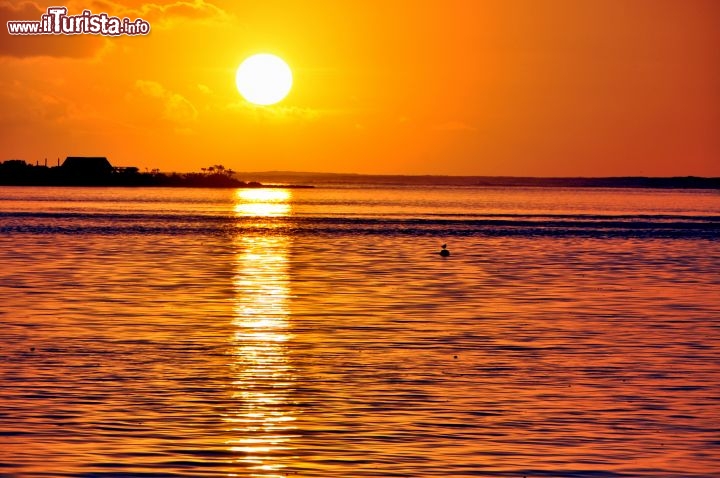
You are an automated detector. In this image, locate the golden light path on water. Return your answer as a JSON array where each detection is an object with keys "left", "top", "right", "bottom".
[
  {"left": 0, "top": 187, "right": 719, "bottom": 477},
  {"left": 235, "top": 189, "right": 292, "bottom": 217},
  {"left": 228, "top": 188, "right": 295, "bottom": 477}
]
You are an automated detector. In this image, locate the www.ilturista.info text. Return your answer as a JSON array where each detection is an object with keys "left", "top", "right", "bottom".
[{"left": 7, "top": 7, "right": 150, "bottom": 36}]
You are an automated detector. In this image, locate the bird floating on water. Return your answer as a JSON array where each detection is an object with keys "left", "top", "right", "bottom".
[{"left": 439, "top": 244, "right": 450, "bottom": 257}]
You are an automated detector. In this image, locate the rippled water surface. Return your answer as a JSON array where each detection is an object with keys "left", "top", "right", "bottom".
[{"left": 1, "top": 186, "right": 719, "bottom": 477}]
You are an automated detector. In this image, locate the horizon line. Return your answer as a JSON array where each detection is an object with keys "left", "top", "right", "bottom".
[
  {"left": 2, "top": 159, "right": 718, "bottom": 180},
  {"left": 224, "top": 170, "right": 720, "bottom": 180}
]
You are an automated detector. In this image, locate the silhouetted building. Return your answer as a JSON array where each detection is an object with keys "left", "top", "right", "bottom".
[{"left": 62, "top": 156, "right": 113, "bottom": 175}]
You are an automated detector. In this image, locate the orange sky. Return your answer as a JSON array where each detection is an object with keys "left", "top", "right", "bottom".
[{"left": 1, "top": 0, "right": 718, "bottom": 176}]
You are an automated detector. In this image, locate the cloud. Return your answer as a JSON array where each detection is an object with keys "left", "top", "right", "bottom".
[
  {"left": 225, "top": 100, "right": 320, "bottom": 121},
  {"left": 135, "top": 79, "right": 166, "bottom": 97},
  {"left": 0, "top": 1, "right": 107, "bottom": 59},
  {"left": 0, "top": 0, "right": 228, "bottom": 58},
  {"left": 143, "top": 0, "right": 227, "bottom": 21},
  {"left": 434, "top": 120, "right": 477, "bottom": 132},
  {"left": 134, "top": 80, "right": 198, "bottom": 123},
  {"left": 90, "top": 0, "right": 228, "bottom": 25},
  {"left": 0, "top": 79, "right": 88, "bottom": 129}
]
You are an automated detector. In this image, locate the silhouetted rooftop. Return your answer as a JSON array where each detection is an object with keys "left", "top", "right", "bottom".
[{"left": 62, "top": 156, "right": 113, "bottom": 174}]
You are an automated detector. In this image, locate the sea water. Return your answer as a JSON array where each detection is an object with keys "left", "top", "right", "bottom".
[{"left": 0, "top": 185, "right": 719, "bottom": 477}]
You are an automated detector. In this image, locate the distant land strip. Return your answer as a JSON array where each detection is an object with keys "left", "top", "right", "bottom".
[
  {"left": 232, "top": 171, "right": 720, "bottom": 189},
  {"left": 1, "top": 159, "right": 718, "bottom": 189},
  {"left": 473, "top": 176, "right": 720, "bottom": 189}
]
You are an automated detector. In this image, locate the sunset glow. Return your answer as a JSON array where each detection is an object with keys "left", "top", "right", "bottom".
[
  {"left": 2, "top": 3, "right": 720, "bottom": 476},
  {"left": 1, "top": 1, "right": 717, "bottom": 175}
]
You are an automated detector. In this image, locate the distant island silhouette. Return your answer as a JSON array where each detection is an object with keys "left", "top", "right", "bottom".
[
  {"left": 0, "top": 157, "right": 313, "bottom": 188},
  {"left": 218, "top": 171, "right": 720, "bottom": 189}
]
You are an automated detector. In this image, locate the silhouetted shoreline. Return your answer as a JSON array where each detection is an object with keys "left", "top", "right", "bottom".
[
  {"left": 1, "top": 159, "right": 718, "bottom": 189},
  {"left": 0, "top": 159, "right": 313, "bottom": 189}
]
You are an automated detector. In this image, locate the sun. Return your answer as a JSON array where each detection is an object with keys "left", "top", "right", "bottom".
[{"left": 235, "top": 54, "right": 293, "bottom": 106}]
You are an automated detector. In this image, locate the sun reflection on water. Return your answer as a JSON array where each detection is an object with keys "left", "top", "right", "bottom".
[
  {"left": 228, "top": 189, "right": 295, "bottom": 477},
  {"left": 234, "top": 189, "right": 292, "bottom": 217}
]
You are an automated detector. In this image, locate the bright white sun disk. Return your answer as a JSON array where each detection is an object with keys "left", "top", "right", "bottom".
[{"left": 235, "top": 54, "right": 292, "bottom": 106}]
